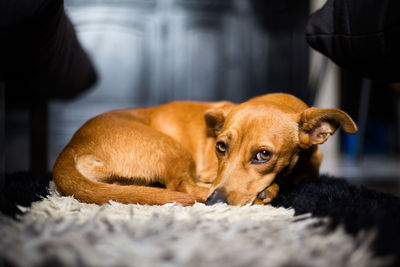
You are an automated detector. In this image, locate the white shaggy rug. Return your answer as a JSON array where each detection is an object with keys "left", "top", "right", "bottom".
[{"left": 0, "top": 182, "right": 390, "bottom": 267}]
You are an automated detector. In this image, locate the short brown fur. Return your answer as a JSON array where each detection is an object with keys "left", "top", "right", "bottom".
[{"left": 53, "top": 93, "right": 357, "bottom": 206}]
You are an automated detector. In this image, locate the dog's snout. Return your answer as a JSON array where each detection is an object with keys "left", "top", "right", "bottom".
[{"left": 205, "top": 188, "right": 228, "bottom": 205}]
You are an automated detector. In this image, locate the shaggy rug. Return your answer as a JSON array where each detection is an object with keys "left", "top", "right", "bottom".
[{"left": 0, "top": 173, "right": 399, "bottom": 267}]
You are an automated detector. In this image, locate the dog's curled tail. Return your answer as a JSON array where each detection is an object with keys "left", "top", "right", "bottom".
[{"left": 52, "top": 149, "right": 204, "bottom": 206}]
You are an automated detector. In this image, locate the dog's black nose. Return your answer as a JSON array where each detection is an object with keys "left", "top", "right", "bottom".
[{"left": 205, "top": 188, "right": 228, "bottom": 205}]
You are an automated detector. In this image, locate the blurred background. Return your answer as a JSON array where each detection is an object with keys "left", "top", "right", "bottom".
[{"left": 2, "top": 0, "right": 399, "bottom": 195}]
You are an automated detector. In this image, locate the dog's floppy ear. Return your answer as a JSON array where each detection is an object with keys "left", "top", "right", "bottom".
[
  {"left": 298, "top": 107, "right": 358, "bottom": 149},
  {"left": 204, "top": 101, "right": 234, "bottom": 137}
]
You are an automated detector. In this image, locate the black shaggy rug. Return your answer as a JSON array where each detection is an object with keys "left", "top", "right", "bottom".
[
  {"left": 273, "top": 177, "right": 400, "bottom": 264},
  {"left": 0, "top": 173, "right": 399, "bottom": 266}
]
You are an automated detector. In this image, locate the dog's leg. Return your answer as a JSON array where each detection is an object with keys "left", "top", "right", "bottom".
[{"left": 148, "top": 137, "right": 210, "bottom": 201}]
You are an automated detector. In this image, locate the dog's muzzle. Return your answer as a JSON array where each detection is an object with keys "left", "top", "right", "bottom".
[{"left": 205, "top": 188, "right": 228, "bottom": 205}]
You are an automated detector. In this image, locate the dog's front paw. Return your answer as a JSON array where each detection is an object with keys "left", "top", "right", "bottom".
[{"left": 255, "top": 183, "right": 279, "bottom": 205}]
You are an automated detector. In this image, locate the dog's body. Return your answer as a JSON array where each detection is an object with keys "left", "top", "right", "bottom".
[{"left": 53, "top": 93, "right": 357, "bottom": 206}]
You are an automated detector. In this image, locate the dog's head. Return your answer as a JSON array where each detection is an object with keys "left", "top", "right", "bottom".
[{"left": 204, "top": 96, "right": 357, "bottom": 206}]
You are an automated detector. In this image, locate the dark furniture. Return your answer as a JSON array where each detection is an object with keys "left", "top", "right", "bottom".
[
  {"left": 0, "top": 0, "right": 97, "bottom": 173},
  {"left": 307, "top": 0, "right": 400, "bottom": 158}
]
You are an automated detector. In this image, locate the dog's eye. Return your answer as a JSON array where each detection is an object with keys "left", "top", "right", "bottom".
[
  {"left": 253, "top": 150, "right": 272, "bottom": 163},
  {"left": 216, "top": 142, "right": 227, "bottom": 154}
]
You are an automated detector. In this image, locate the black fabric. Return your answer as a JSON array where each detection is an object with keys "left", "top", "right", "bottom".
[
  {"left": 272, "top": 177, "right": 400, "bottom": 265},
  {"left": 0, "top": 172, "right": 52, "bottom": 218},
  {"left": 0, "top": 0, "right": 97, "bottom": 104},
  {"left": 1, "top": 172, "right": 399, "bottom": 265},
  {"left": 306, "top": 0, "right": 400, "bottom": 82}
]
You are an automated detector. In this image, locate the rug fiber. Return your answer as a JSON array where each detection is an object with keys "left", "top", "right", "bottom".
[{"left": 0, "top": 173, "right": 399, "bottom": 267}]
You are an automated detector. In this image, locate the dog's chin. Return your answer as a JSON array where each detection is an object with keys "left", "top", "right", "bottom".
[
  {"left": 226, "top": 195, "right": 256, "bottom": 206},
  {"left": 244, "top": 192, "right": 265, "bottom": 206}
]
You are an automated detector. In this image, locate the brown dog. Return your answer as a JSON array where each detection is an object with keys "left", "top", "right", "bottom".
[{"left": 53, "top": 93, "right": 357, "bottom": 206}]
